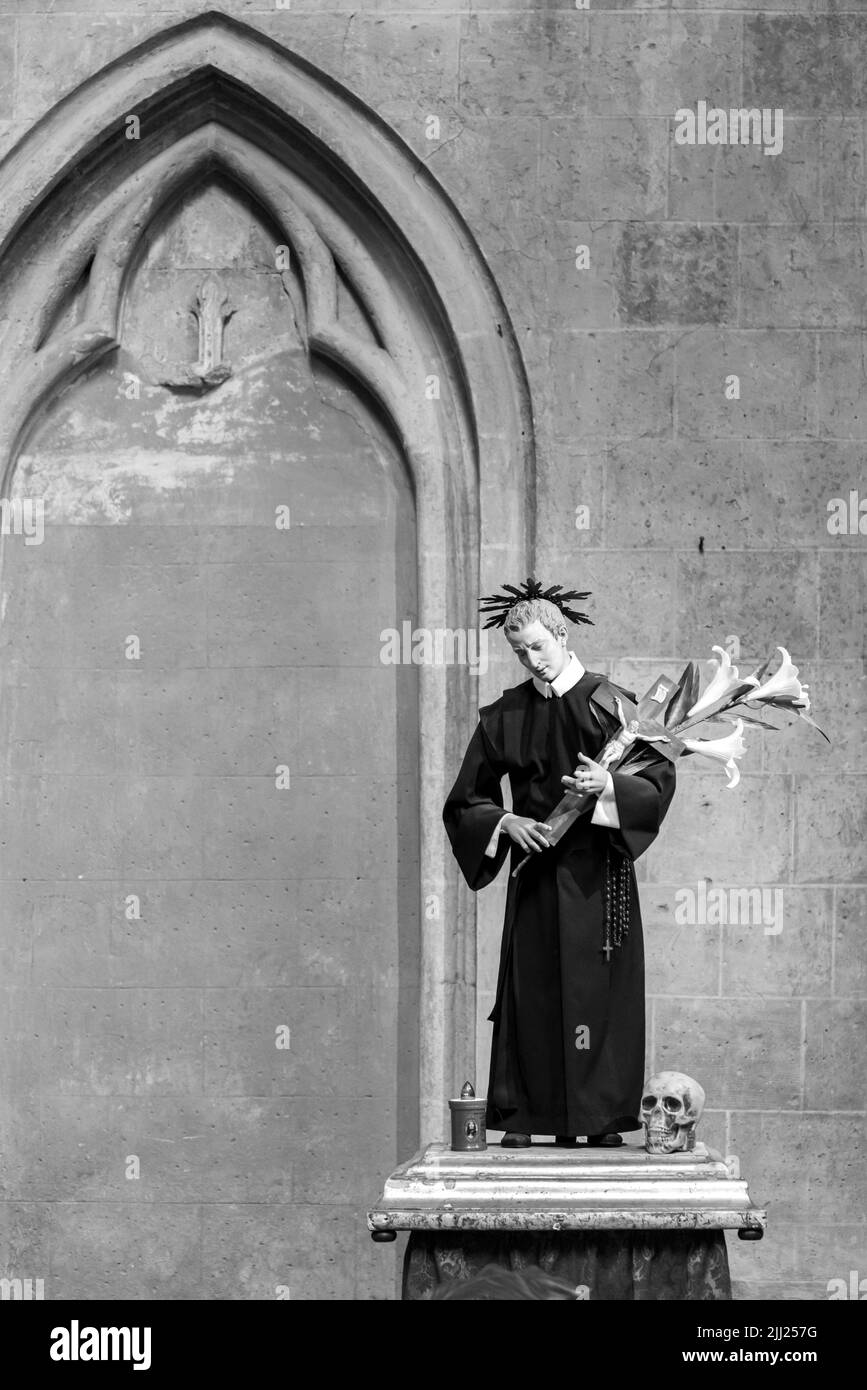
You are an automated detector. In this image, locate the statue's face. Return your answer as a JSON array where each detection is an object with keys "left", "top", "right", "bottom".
[{"left": 505, "top": 620, "right": 568, "bottom": 682}]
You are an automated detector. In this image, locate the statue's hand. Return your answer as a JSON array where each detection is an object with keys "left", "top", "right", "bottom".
[
  {"left": 502, "top": 814, "right": 553, "bottom": 853},
  {"left": 561, "top": 752, "right": 608, "bottom": 796}
]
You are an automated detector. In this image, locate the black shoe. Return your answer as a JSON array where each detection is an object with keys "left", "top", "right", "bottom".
[
  {"left": 586, "top": 1132, "right": 623, "bottom": 1147},
  {"left": 501, "top": 1132, "right": 532, "bottom": 1148},
  {"left": 554, "top": 1135, "right": 577, "bottom": 1147}
]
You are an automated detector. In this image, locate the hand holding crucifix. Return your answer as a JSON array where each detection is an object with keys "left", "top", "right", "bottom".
[{"left": 560, "top": 751, "right": 610, "bottom": 796}]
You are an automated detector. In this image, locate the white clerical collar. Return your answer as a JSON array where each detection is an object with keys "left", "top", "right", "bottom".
[{"left": 533, "top": 650, "right": 586, "bottom": 699}]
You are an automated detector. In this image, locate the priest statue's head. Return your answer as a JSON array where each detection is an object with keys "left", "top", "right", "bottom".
[
  {"left": 478, "top": 576, "right": 594, "bottom": 686},
  {"left": 503, "top": 598, "right": 570, "bottom": 684}
]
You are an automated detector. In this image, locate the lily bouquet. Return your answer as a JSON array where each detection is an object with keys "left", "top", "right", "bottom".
[{"left": 512, "top": 644, "right": 827, "bottom": 878}]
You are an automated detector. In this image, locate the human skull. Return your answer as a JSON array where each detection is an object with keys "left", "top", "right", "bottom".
[{"left": 640, "top": 1072, "right": 706, "bottom": 1154}]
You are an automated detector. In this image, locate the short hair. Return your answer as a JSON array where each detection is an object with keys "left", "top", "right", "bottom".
[
  {"left": 504, "top": 597, "right": 567, "bottom": 639},
  {"left": 429, "top": 1264, "right": 583, "bottom": 1301}
]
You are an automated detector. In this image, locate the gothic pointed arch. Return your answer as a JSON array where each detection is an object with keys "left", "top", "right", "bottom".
[{"left": 0, "top": 9, "right": 536, "bottom": 1140}]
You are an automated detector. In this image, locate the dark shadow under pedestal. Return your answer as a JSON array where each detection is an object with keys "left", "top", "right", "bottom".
[{"left": 402, "top": 1228, "right": 732, "bottom": 1301}]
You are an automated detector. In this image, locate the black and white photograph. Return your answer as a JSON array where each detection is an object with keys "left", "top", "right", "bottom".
[{"left": 0, "top": 0, "right": 864, "bottom": 1341}]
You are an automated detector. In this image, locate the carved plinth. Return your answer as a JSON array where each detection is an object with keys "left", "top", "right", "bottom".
[{"left": 368, "top": 1142, "right": 767, "bottom": 1239}]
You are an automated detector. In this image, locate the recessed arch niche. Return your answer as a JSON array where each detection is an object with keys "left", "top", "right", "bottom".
[{"left": 0, "top": 11, "right": 535, "bottom": 1225}]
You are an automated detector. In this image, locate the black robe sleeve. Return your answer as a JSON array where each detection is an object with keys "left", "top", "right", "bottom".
[
  {"left": 606, "top": 752, "right": 677, "bottom": 862},
  {"left": 442, "top": 715, "right": 511, "bottom": 891}
]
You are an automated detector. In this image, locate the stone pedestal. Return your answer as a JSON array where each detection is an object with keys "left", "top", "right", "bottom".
[
  {"left": 370, "top": 1141, "right": 766, "bottom": 1235},
  {"left": 368, "top": 1143, "right": 766, "bottom": 1300}
]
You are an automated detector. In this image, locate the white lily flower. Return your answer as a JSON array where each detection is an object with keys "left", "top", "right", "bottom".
[
  {"left": 682, "top": 719, "right": 748, "bottom": 789},
  {"left": 685, "top": 647, "right": 759, "bottom": 721},
  {"left": 749, "top": 647, "right": 809, "bottom": 706}
]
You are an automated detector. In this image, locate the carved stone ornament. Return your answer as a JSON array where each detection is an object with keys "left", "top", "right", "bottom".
[{"left": 148, "top": 273, "right": 235, "bottom": 393}]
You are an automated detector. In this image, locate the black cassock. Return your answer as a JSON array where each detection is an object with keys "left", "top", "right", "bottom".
[{"left": 443, "top": 669, "right": 676, "bottom": 1137}]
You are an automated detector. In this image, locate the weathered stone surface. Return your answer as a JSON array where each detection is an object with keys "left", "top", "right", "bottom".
[
  {"left": 0, "top": 31, "right": 14, "bottom": 121},
  {"left": 105, "top": 876, "right": 401, "bottom": 989},
  {"left": 203, "top": 562, "right": 395, "bottom": 667},
  {"left": 540, "top": 330, "right": 675, "bottom": 444},
  {"left": 461, "top": 10, "right": 740, "bottom": 119},
  {"left": 742, "top": 225, "right": 867, "bottom": 328},
  {"left": 0, "top": 774, "right": 122, "bottom": 879},
  {"left": 643, "top": 886, "right": 721, "bottom": 997},
  {"left": 47, "top": 1203, "right": 203, "bottom": 1300},
  {"left": 0, "top": 668, "right": 117, "bottom": 773},
  {"left": 3, "top": 1093, "right": 396, "bottom": 1206},
  {"left": 541, "top": 118, "right": 669, "bottom": 222},
  {"left": 818, "top": 333, "right": 867, "bottom": 438},
  {"left": 819, "top": 117, "right": 865, "bottom": 220},
  {"left": 794, "top": 775, "right": 867, "bottom": 883},
  {"left": 458, "top": 10, "right": 591, "bottom": 121},
  {"left": 835, "top": 888, "right": 867, "bottom": 998},
  {"left": 795, "top": 1225, "right": 867, "bottom": 1295},
  {"left": 614, "top": 223, "right": 737, "bottom": 327},
  {"left": 201, "top": 1202, "right": 358, "bottom": 1300},
  {"left": 818, "top": 552, "right": 867, "bottom": 661},
  {"left": 0, "top": 1201, "right": 51, "bottom": 1293},
  {"left": 427, "top": 117, "right": 541, "bottom": 265},
  {"left": 354, "top": 1220, "right": 405, "bottom": 1303},
  {"left": 0, "top": 554, "right": 210, "bottom": 670},
  {"left": 0, "top": 121, "right": 30, "bottom": 162},
  {"left": 7, "top": 0, "right": 461, "bottom": 11},
  {"left": 538, "top": 548, "right": 677, "bottom": 661},
  {"left": 649, "top": 774, "right": 791, "bottom": 885},
  {"left": 583, "top": 12, "right": 741, "bottom": 118},
  {"left": 17, "top": 14, "right": 174, "bottom": 122},
  {"left": 253, "top": 11, "right": 462, "bottom": 119},
  {"left": 804, "top": 1000, "right": 867, "bottom": 1111},
  {"left": 744, "top": 16, "right": 867, "bottom": 115},
  {"left": 588, "top": 0, "right": 842, "bottom": 16},
  {"left": 721, "top": 888, "right": 833, "bottom": 998},
  {"left": 727, "top": 1221, "right": 798, "bottom": 1290},
  {"left": 604, "top": 440, "right": 742, "bottom": 549},
  {"left": 0, "top": 985, "right": 204, "bottom": 1097},
  {"left": 729, "top": 1113, "right": 867, "bottom": 1224},
  {"left": 535, "top": 442, "right": 605, "bottom": 557},
  {"left": 674, "top": 329, "right": 818, "bottom": 441},
  {"left": 735, "top": 443, "right": 867, "bottom": 551},
  {"left": 112, "top": 776, "right": 205, "bottom": 879},
  {"left": 202, "top": 986, "right": 360, "bottom": 1096},
  {"left": 667, "top": 139, "right": 716, "bottom": 222},
  {"left": 196, "top": 774, "right": 414, "bottom": 880},
  {"left": 731, "top": 1279, "right": 828, "bottom": 1300},
  {"left": 653, "top": 998, "right": 802, "bottom": 1109},
  {"left": 675, "top": 551, "right": 819, "bottom": 657},
  {"left": 670, "top": 118, "right": 822, "bottom": 224},
  {"left": 513, "top": 220, "right": 624, "bottom": 333}
]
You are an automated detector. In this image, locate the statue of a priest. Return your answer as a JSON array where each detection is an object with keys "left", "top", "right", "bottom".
[{"left": 443, "top": 579, "right": 677, "bottom": 1148}]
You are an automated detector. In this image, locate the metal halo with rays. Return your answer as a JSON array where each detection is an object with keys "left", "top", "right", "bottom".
[{"left": 478, "top": 575, "right": 594, "bottom": 630}]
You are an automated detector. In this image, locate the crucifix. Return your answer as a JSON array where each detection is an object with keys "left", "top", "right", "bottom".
[{"left": 512, "top": 673, "right": 688, "bottom": 882}]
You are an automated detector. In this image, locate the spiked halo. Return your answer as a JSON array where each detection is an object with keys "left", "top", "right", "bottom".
[{"left": 478, "top": 575, "right": 593, "bottom": 630}]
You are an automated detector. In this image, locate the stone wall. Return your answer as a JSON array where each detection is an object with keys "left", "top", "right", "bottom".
[{"left": 1, "top": 0, "right": 865, "bottom": 1302}]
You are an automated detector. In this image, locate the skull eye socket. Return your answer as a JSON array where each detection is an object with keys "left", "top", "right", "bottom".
[
  {"left": 662, "top": 1095, "right": 683, "bottom": 1114},
  {"left": 640, "top": 1095, "right": 657, "bottom": 1111}
]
